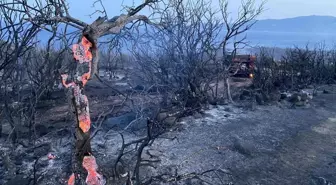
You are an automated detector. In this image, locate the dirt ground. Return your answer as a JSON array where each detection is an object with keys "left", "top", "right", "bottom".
[{"left": 1, "top": 83, "right": 336, "bottom": 185}]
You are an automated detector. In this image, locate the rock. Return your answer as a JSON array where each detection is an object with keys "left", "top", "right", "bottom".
[
  {"left": 163, "top": 117, "right": 177, "bottom": 126},
  {"left": 157, "top": 112, "right": 169, "bottom": 122},
  {"left": 147, "top": 149, "right": 162, "bottom": 157},
  {"left": 301, "top": 90, "right": 313, "bottom": 100},
  {"left": 285, "top": 90, "right": 313, "bottom": 107}
]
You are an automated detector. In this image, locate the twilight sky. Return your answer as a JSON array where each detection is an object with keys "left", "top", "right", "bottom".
[
  {"left": 259, "top": 0, "right": 336, "bottom": 19},
  {"left": 66, "top": 0, "right": 336, "bottom": 23}
]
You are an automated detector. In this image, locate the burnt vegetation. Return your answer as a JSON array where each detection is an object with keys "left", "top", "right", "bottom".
[{"left": 0, "top": 0, "right": 335, "bottom": 185}]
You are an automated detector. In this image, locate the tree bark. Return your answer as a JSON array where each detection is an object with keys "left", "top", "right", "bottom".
[
  {"left": 226, "top": 77, "right": 233, "bottom": 103},
  {"left": 62, "top": 35, "right": 104, "bottom": 185}
]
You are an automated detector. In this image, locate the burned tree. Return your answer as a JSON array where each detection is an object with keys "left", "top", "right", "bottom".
[
  {"left": 131, "top": 0, "right": 265, "bottom": 109},
  {"left": 253, "top": 43, "right": 336, "bottom": 94},
  {"left": 1, "top": 0, "right": 161, "bottom": 184},
  {"left": 0, "top": 2, "right": 40, "bottom": 142}
]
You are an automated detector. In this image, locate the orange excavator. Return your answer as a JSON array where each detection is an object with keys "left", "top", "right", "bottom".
[{"left": 229, "top": 54, "right": 256, "bottom": 78}]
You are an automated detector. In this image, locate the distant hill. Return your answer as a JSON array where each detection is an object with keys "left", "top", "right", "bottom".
[
  {"left": 252, "top": 15, "right": 336, "bottom": 33},
  {"left": 241, "top": 15, "right": 336, "bottom": 48}
]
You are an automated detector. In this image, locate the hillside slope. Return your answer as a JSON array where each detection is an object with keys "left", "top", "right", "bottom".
[{"left": 252, "top": 15, "right": 336, "bottom": 33}]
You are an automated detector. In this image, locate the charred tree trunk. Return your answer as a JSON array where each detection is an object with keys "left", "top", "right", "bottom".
[
  {"left": 225, "top": 77, "right": 233, "bottom": 103},
  {"left": 61, "top": 35, "right": 104, "bottom": 185}
]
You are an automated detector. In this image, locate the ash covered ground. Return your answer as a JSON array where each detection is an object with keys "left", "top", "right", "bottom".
[{"left": 1, "top": 83, "right": 336, "bottom": 185}]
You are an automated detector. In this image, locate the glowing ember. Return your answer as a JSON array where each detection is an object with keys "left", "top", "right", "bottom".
[
  {"left": 83, "top": 156, "right": 105, "bottom": 185},
  {"left": 77, "top": 90, "right": 91, "bottom": 132},
  {"left": 61, "top": 36, "right": 93, "bottom": 133},
  {"left": 47, "top": 153, "right": 56, "bottom": 160},
  {"left": 62, "top": 36, "right": 104, "bottom": 184},
  {"left": 68, "top": 173, "right": 75, "bottom": 185},
  {"left": 73, "top": 37, "right": 93, "bottom": 63},
  {"left": 79, "top": 112, "right": 91, "bottom": 133},
  {"left": 81, "top": 72, "right": 90, "bottom": 86}
]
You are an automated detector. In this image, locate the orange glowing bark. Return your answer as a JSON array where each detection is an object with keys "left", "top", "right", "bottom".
[
  {"left": 62, "top": 36, "right": 93, "bottom": 133},
  {"left": 82, "top": 156, "right": 104, "bottom": 185},
  {"left": 81, "top": 71, "right": 91, "bottom": 86},
  {"left": 68, "top": 173, "right": 75, "bottom": 185},
  {"left": 79, "top": 113, "right": 91, "bottom": 133},
  {"left": 73, "top": 37, "right": 93, "bottom": 63},
  {"left": 62, "top": 36, "right": 104, "bottom": 185}
]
